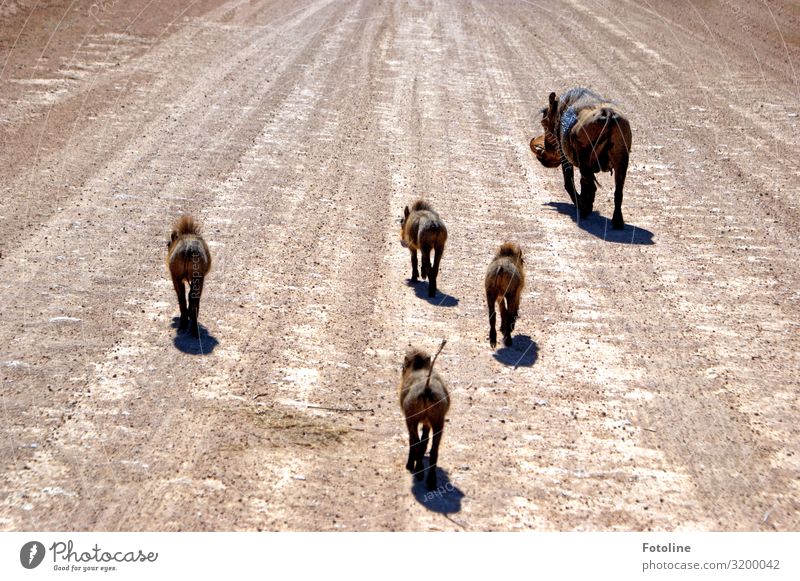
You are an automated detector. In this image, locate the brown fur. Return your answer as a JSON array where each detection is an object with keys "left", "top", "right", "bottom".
[
  {"left": 400, "top": 199, "right": 447, "bottom": 298},
  {"left": 530, "top": 133, "right": 561, "bottom": 168},
  {"left": 540, "top": 87, "right": 632, "bottom": 229},
  {"left": 166, "top": 215, "right": 211, "bottom": 338},
  {"left": 485, "top": 242, "right": 525, "bottom": 348},
  {"left": 399, "top": 348, "right": 450, "bottom": 491}
]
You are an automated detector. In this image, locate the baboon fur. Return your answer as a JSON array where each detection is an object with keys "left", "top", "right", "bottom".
[
  {"left": 485, "top": 242, "right": 525, "bottom": 348},
  {"left": 540, "top": 87, "right": 632, "bottom": 229},
  {"left": 166, "top": 215, "right": 211, "bottom": 338},
  {"left": 529, "top": 132, "right": 561, "bottom": 168},
  {"left": 400, "top": 200, "right": 447, "bottom": 298},
  {"left": 399, "top": 348, "right": 450, "bottom": 491}
]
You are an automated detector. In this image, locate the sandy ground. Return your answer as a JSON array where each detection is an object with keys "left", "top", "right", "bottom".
[{"left": 0, "top": 0, "right": 798, "bottom": 531}]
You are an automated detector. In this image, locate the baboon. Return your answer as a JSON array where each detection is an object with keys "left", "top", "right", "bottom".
[
  {"left": 485, "top": 242, "right": 525, "bottom": 348},
  {"left": 539, "top": 87, "right": 632, "bottom": 229},
  {"left": 400, "top": 200, "right": 447, "bottom": 298},
  {"left": 529, "top": 132, "right": 561, "bottom": 169},
  {"left": 166, "top": 215, "right": 211, "bottom": 338},
  {"left": 400, "top": 347, "right": 450, "bottom": 491}
]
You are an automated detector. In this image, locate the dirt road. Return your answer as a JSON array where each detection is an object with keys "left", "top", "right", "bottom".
[{"left": 1, "top": 0, "right": 798, "bottom": 531}]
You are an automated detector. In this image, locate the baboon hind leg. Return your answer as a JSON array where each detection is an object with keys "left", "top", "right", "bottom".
[
  {"left": 578, "top": 168, "right": 596, "bottom": 219},
  {"left": 417, "top": 424, "right": 430, "bottom": 477},
  {"left": 406, "top": 419, "right": 420, "bottom": 474},
  {"left": 188, "top": 276, "right": 204, "bottom": 338},
  {"left": 420, "top": 244, "right": 431, "bottom": 281},
  {"left": 504, "top": 290, "right": 521, "bottom": 347},
  {"left": 409, "top": 249, "right": 419, "bottom": 281},
  {"left": 499, "top": 296, "right": 512, "bottom": 348},
  {"left": 428, "top": 245, "right": 442, "bottom": 298},
  {"left": 612, "top": 152, "right": 628, "bottom": 230},
  {"left": 487, "top": 290, "right": 498, "bottom": 348},
  {"left": 173, "top": 279, "right": 188, "bottom": 329},
  {"left": 426, "top": 420, "right": 444, "bottom": 491}
]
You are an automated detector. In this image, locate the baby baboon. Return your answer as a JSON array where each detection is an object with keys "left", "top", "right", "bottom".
[
  {"left": 485, "top": 242, "right": 525, "bottom": 348},
  {"left": 399, "top": 346, "right": 450, "bottom": 491},
  {"left": 166, "top": 215, "right": 211, "bottom": 338},
  {"left": 400, "top": 200, "right": 447, "bottom": 298},
  {"left": 530, "top": 133, "right": 561, "bottom": 168}
]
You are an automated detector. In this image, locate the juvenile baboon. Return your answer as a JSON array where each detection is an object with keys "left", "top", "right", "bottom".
[
  {"left": 400, "top": 200, "right": 447, "bottom": 298},
  {"left": 166, "top": 215, "right": 211, "bottom": 338},
  {"left": 529, "top": 132, "right": 561, "bottom": 168},
  {"left": 485, "top": 242, "right": 525, "bottom": 348},
  {"left": 399, "top": 347, "right": 450, "bottom": 491}
]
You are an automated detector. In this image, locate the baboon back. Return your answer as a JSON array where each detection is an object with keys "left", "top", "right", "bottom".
[
  {"left": 557, "top": 88, "right": 632, "bottom": 173},
  {"left": 408, "top": 211, "right": 447, "bottom": 251},
  {"left": 400, "top": 371, "right": 449, "bottom": 426},
  {"left": 570, "top": 110, "right": 631, "bottom": 173},
  {"left": 418, "top": 216, "right": 446, "bottom": 247},
  {"left": 485, "top": 259, "right": 523, "bottom": 300},
  {"left": 169, "top": 236, "right": 210, "bottom": 281}
]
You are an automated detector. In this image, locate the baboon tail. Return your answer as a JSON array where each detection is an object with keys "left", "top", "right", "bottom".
[
  {"left": 173, "top": 215, "right": 201, "bottom": 236},
  {"left": 422, "top": 386, "right": 434, "bottom": 401},
  {"left": 411, "top": 199, "right": 433, "bottom": 212}
]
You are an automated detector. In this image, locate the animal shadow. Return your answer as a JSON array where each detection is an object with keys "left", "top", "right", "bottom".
[
  {"left": 405, "top": 279, "right": 459, "bottom": 307},
  {"left": 493, "top": 334, "right": 538, "bottom": 367},
  {"left": 411, "top": 465, "right": 465, "bottom": 515},
  {"left": 171, "top": 317, "right": 219, "bottom": 355},
  {"left": 544, "top": 202, "right": 654, "bottom": 245}
]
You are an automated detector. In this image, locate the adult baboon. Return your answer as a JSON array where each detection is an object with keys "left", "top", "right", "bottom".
[{"left": 538, "top": 87, "right": 632, "bottom": 229}]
